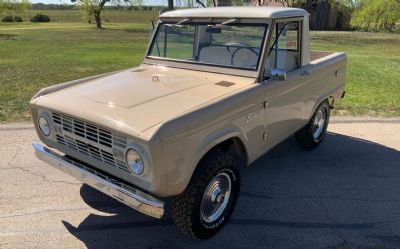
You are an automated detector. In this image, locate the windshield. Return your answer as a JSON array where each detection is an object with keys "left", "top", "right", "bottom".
[{"left": 147, "top": 22, "right": 268, "bottom": 70}]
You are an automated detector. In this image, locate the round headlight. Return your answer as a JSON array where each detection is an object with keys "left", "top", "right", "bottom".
[
  {"left": 38, "top": 116, "right": 50, "bottom": 136},
  {"left": 126, "top": 149, "right": 145, "bottom": 175}
]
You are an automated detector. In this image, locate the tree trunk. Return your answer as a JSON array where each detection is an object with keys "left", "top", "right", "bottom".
[
  {"left": 94, "top": 0, "right": 107, "bottom": 29},
  {"left": 168, "top": 0, "right": 174, "bottom": 10},
  {"left": 315, "top": 0, "right": 330, "bottom": 30},
  {"left": 94, "top": 11, "right": 102, "bottom": 29},
  {"left": 216, "top": 0, "right": 231, "bottom": 6}
]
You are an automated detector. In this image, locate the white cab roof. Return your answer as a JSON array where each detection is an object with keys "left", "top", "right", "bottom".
[{"left": 160, "top": 6, "right": 308, "bottom": 19}]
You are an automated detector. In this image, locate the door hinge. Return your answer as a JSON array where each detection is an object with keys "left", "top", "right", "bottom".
[
  {"left": 263, "top": 101, "right": 269, "bottom": 109},
  {"left": 263, "top": 132, "right": 267, "bottom": 141}
]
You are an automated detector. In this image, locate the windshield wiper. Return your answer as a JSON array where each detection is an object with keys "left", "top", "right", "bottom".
[
  {"left": 220, "top": 18, "right": 239, "bottom": 25},
  {"left": 208, "top": 18, "right": 239, "bottom": 28},
  {"left": 166, "top": 18, "right": 191, "bottom": 27}
]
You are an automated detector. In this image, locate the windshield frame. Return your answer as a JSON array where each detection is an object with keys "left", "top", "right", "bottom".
[{"left": 143, "top": 18, "right": 272, "bottom": 78}]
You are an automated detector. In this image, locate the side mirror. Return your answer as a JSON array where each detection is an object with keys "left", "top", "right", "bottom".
[{"left": 270, "top": 68, "right": 287, "bottom": 81}]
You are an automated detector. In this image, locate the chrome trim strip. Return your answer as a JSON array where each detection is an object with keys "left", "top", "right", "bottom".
[{"left": 33, "top": 143, "right": 164, "bottom": 219}]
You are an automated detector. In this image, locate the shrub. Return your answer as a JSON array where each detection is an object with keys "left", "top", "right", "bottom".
[
  {"left": 351, "top": 0, "right": 400, "bottom": 32},
  {"left": 1, "top": 16, "right": 15, "bottom": 22},
  {"left": 30, "top": 13, "right": 50, "bottom": 22},
  {"left": 13, "top": 16, "right": 23, "bottom": 22}
]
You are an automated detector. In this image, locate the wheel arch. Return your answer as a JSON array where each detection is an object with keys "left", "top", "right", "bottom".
[
  {"left": 308, "top": 96, "right": 331, "bottom": 121},
  {"left": 185, "top": 132, "right": 249, "bottom": 192},
  {"left": 308, "top": 84, "right": 344, "bottom": 121},
  {"left": 196, "top": 134, "right": 249, "bottom": 169}
]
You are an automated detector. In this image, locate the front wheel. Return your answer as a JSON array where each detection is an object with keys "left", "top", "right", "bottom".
[
  {"left": 295, "top": 101, "right": 330, "bottom": 148},
  {"left": 172, "top": 147, "right": 240, "bottom": 239}
]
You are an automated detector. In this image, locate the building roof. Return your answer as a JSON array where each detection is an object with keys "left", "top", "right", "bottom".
[{"left": 160, "top": 6, "right": 308, "bottom": 19}]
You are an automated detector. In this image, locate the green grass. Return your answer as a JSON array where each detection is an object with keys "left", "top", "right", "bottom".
[
  {"left": 0, "top": 22, "right": 152, "bottom": 122},
  {"left": 310, "top": 31, "right": 400, "bottom": 116},
  {"left": 8, "top": 9, "right": 160, "bottom": 23},
  {"left": 0, "top": 22, "right": 399, "bottom": 122}
]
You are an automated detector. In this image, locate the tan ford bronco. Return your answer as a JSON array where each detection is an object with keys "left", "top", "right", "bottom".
[{"left": 31, "top": 7, "right": 346, "bottom": 239}]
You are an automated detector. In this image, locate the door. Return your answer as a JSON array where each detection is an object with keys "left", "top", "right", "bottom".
[{"left": 262, "top": 20, "right": 310, "bottom": 148}]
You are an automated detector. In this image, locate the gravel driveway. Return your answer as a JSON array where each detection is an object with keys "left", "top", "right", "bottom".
[{"left": 1, "top": 117, "right": 400, "bottom": 249}]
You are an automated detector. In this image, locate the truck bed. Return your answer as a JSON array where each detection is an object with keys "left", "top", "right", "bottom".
[
  {"left": 310, "top": 51, "right": 337, "bottom": 62},
  {"left": 306, "top": 50, "right": 347, "bottom": 108},
  {"left": 310, "top": 51, "right": 336, "bottom": 62}
]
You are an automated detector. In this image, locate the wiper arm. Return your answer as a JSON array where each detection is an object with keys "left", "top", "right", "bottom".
[
  {"left": 210, "top": 18, "right": 239, "bottom": 27},
  {"left": 177, "top": 18, "right": 190, "bottom": 25},
  {"left": 166, "top": 18, "right": 191, "bottom": 27},
  {"left": 220, "top": 18, "right": 239, "bottom": 25}
]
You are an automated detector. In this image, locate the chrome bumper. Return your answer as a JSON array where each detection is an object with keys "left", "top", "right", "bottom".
[{"left": 32, "top": 143, "right": 164, "bottom": 218}]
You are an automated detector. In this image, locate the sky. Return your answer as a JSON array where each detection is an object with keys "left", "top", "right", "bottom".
[{"left": 31, "top": 0, "right": 167, "bottom": 6}]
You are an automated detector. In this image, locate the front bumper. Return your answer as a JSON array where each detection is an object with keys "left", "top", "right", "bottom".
[{"left": 33, "top": 143, "right": 164, "bottom": 218}]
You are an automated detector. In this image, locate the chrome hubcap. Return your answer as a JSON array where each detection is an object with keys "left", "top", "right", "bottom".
[
  {"left": 200, "top": 172, "right": 232, "bottom": 223},
  {"left": 312, "top": 108, "right": 326, "bottom": 139}
]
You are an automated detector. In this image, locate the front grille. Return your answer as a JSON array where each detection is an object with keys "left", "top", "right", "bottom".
[{"left": 52, "top": 112, "right": 130, "bottom": 173}]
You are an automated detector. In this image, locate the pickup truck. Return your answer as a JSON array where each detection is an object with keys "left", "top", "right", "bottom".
[{"left": 30, "top": 6, "right": 346, "bottom": 239}]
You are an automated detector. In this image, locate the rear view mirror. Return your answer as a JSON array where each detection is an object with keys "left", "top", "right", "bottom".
[
  {"left": 270, "top": 68, "right": 287, "bottom": 81},
  {"left": 206, "top": 26, "right": 222, "bottom": 33}
]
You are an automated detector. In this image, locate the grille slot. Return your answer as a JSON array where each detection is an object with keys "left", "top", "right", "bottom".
[
  {"left": 51, "top": 112, "right": 130, "bottom": 173},
  {"left": 56, "top": 134, "right": 66, "bottom": 145}
]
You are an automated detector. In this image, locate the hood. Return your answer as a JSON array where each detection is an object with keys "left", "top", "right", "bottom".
[{"left": 34, "top": 65, "right": 255, "bottom": 140}]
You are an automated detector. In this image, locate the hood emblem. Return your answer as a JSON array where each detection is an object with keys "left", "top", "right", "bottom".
[{"left": 152, "top": 76, "right": 159, "bottom": 82}]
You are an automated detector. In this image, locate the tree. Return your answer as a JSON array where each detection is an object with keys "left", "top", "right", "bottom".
[
  {"left": 73, "top": 0, "right": 141, "bottom": 29},
  {"left": 168, "top": 0, "right": 174, "bottom": 9},
  {"left": 0, "top": 0, "right": 30, "bottom": 14},
  {"left": 216, "top": 0, "right": 232, "bottom": 5},
  {"left": 351, "top": 0, "right": 400, "bottom": 31},
  {"left": 165, "top": 0, "right": 209, "bottom": 9}
]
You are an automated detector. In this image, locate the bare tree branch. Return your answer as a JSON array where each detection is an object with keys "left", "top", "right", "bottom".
[{"left": 195, "top": 0, "right": 206, "bottom": 7}]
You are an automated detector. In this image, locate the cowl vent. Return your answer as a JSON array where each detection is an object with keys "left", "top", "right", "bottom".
[{"left": 215, "top": 81, "right": 235, "bottom": 87}]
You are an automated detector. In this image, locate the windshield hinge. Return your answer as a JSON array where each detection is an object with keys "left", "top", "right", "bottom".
[{"left": 263, "top": 100, "right": 269, "bottom": 109}]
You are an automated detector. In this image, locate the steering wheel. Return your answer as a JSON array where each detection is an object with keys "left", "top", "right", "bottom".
[{"left": 230, "top": 47, "right": 259, "bottom": 67}]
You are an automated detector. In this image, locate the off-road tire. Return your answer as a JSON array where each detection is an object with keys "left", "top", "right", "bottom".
[
  {"left": 295, "top": 100, "right": 330, "bottom": 148},
  {"left": 172, "top": 146, "right": 241, "bottom": 239}
]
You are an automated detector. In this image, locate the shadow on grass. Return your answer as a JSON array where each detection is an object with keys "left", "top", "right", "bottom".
[
  {"left": 0, "top": 33, "right": 20, "bottom": 40},
  {"left": 62, "top": 132, "right": 400, "bottom": 249},
  {"left": 121, "top": 28, "right": 150, "bottom": 33}
]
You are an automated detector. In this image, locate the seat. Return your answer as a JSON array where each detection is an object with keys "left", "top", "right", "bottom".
[
  {"left": 231, "top": 48, "right": 259, "bottom": 68},
  {"left": 264, "top": 50, "right": 299, "bottom": 77},
  {"left": 276, "top": 51, "right": 298, "bottom": 71},
  {"left": 199, "top": 46, "right": 231, "bottom": 65}
]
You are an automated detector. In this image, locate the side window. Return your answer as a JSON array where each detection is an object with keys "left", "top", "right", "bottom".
[
  {"left": 264, "top": 21, "right": 300, "bottom": 77},
  {"left": 276, "top": 22, "right": 299, "bottom": 51}
]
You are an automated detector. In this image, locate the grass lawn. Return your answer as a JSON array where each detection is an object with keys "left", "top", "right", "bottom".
[
  {"left": 0, "top": 22, "right": 399, "bottom": 122},
  {"left": 0, "top": 22, "right": 152, "bottom": 122},
  {"left": 14, "top": 9, "right": 160, "bottom": 23},
  {"left": 311, "top": 31, "right": 400, "bottom": 116}
]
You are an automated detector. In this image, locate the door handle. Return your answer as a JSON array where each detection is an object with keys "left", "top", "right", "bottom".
[{"left": 301, "top": 70, "right": 310, "bottom": 77}]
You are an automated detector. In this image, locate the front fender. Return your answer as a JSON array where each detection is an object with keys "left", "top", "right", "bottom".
[
  {"left": 30, "top": 70, "right": 124, "bottom": 102},
  {"left": 192, "top": 125, "right": 250, "bottom": 171},
  {"left": 160, "top": 123, "right": 250, "bottom": 197},
  {"left": 156, "top": 83, "right": 263, "bottom": 197}
]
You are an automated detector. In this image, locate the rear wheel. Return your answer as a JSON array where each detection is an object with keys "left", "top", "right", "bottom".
[
  {"left": 295, "top": 101, "right": 330, "bottom": 148},
  {"left": 172, "top": 147, "right": 241, "bottom": 239}
]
